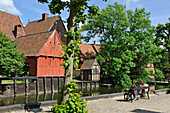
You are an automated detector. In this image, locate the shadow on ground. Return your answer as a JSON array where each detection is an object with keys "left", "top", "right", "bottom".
[
  {"left": 131, "top": 109, "right": 161, "bottom": 113},
  {"left": 24, "top": 103, "right": 52, "bottom": 113}
]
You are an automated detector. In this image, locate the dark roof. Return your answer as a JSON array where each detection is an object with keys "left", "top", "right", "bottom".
[
  {"left": 79, "top": 43, "right": 96, "bottom": 56},
  {"left": 14, "top": 31, "right": 52, "bottom": 56},
  {"left": 0, "top": 10, "right": 25, "bottom": 41},
  {"left": 80, "top": 59, "right": 96, "bottom": 69},
  {"left": 24, "top": 15, "right": 66, "bottom": 35},
  {"left": 24, "top": 15, "right": 67, "bottom": 44}
]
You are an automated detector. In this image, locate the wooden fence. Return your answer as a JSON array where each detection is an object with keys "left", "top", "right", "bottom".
[{"left": 0, "top": 77, "right": 99, "bottom": 96}]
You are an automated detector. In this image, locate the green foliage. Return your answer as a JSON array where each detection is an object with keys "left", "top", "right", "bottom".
[
  {"left": 0, "top": 31, "right": 26, "bottom": 77},
  {"left": 82, "top": 3, "right": 160, "bottom": 87},
  {"left": 154, "top": 21, "right": 170, "bottom": 75},
  {"left": 154, "top": 69, "right": 164, "bottom": 80},
  {"left": 51, "top": 80, "right": 88, "bottom": 113},
  {"left": 60, "top": 31, "right": 82, "bottom": 75},
  {"left": 167, "top": 84, "right": 170, "bottom": 94},
  {"left": 38, "top": 0, "right": 106, "bottom": 27},
  {"left": 85, "top": 52, "right": 96, "bottom": 59}
]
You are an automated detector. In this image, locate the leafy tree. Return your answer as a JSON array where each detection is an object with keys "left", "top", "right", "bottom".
[
  {"left": 82, "top": 3, "right": 160, "bottom": 86},
  {"left": 0, "top": 31, "right": 26, "bottom": 77},
  {"left": 154, "top": 21, "right": 170, "bottom": 76},
  {"left": 85, "top": 51, "right": 96, "bottom": 59},
  {"left": 38, "top": 0, "right": 107, "bottom": 102}
]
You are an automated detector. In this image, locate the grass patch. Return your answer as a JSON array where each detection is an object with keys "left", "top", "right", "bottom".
[{"left": 2, "top": 80, "right": 26, "bottom": 84}]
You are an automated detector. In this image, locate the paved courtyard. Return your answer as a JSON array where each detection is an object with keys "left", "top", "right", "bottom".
[
  {"left": 87, "top": 92, "right": 170, "bottom": 113},
  {"left": 1, "top": 91, "right": 170, "bottom": 113}
]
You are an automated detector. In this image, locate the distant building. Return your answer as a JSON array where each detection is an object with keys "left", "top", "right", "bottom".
[
  {"left": 74, "top": 41, "right": 101, "bottom": 81},
  {"left": 0, "top": 10, "right": 25, "bottom": 41},
  {"left": 146, "top": 63, "right": 155, "bottom": 74},
  {"left": 80, "top": 59, "right": 100, "bottom": 81}
]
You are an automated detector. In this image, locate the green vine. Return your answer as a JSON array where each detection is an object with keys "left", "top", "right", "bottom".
[
  {"left": 60, "top": 30, "right": 82, "bottom": 76},
  {"left": 51, "top": 80, "right": 88, "bottom": 113}
]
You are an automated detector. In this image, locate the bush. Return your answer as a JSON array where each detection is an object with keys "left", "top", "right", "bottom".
[
  {"left": 51, "top": 80, "right": 88, "bottom": 113},
  {"left": 0, "top": 31, "right": 26, "bottom": 77},
  {"left": 167, "top": 84, "right": 170, "bottom": 94}
]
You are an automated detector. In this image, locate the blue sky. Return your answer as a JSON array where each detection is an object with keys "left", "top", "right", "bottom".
[{"left": 0, "top": 0, "right": 169, "bottom": 43}]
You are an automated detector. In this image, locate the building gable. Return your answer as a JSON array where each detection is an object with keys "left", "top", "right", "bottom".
[
  {"left": 0, "top": 10, "right": 25, "bottom": 41},
  {"left": 14, "top": 31, "right": 52, "bottom": 56},
  {"left": 37, "top": 30, "right": 65, "bottom": 57}
]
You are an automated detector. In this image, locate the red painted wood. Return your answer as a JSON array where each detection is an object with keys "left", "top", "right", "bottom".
[
  {"left": 26, "top": 58, "right": 37, "bottom": 76},
  {"left": 27, "top": 30, "right": 65, "bottom": 77}
]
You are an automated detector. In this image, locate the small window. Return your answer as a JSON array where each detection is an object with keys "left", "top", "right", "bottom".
[{"left": 93, "top": 65, "right": 99, "bottom": 74}]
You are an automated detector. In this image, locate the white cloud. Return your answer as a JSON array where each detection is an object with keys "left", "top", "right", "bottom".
[
  {"left": 0, "top": 0, "right": 22, "bottom": 15},
  {"left": 125, "top": 0, "right": 144, "bottom": 9},
  {"left": 125, "top": 0, "right": 139, "bottom": 5}
]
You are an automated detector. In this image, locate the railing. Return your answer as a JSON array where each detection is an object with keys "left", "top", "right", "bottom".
[
  {"left": 0, "top": 76, "right": 65, "bottom": 96},
  {"left": 0, "top": 77, "right": 99, "bottom": 96}
]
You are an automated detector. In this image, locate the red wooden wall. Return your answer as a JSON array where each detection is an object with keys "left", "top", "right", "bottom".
[
  {"left": 37, "top": 57, "right": 65, "bottom": 77},
  {"left": 26, "top": 57, "right": 37, "bottom": 76},
  {"left": 27, "top": 30, "right": 65, "bottom": 77}
]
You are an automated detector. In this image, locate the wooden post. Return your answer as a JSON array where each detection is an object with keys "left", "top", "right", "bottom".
[
  {"left": 90, "top": 81, "right": 92, "bottom": 88},
  {"left": 95, "top": 81, "right": 97, "bottom": 88},
  {"left": 36, "top": 78, "right": 39, "bottom": 94},
  {"left": 25, "top": 79, "right": 28, "bottom": 96},
  {"left": 51, "top": 77, "right": 54, "bottom": 93},
  {"left": 43, "top": 77, "right": 46, "bottom": 94},
  {"left": 0, "top": 80, "right": 2, "bottom": 94},
  {"left": 25, "top": 95, "right": 28, "bottom": 103},
  {"left": 36, "top": 94, "right": 39, "bottom": 102},
  {"left": 43, "top": 94, "right": 47, "bottom": 101},
  {"left": 86, "top": 82, "right": 88, "bottom": 89},
  {"left": 51, "top": 92, "right": 54, "bottom": 100},
  {"left": 58, "top": 77, "right": 60, "bottom": 92},
  {"left": 81, "top": 82, "right": 83, "bottom": 89},
  {"left": 14, "top": 79, "right": 17, "bottom": 96}
]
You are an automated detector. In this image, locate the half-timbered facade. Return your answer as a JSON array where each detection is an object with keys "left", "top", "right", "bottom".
[{"left": 14, "top": 14, "right": 67, "bottom": 77}]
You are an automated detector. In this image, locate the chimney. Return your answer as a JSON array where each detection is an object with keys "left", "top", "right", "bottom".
[
  {"left": 94, "top": 41, "right": 97, "bottom": 45},
  {"left": 14, "top": 25, "right": 22, "bottom": 38},
  {"left": 42, "top": 13, "right": 49, "bottom": 20}
]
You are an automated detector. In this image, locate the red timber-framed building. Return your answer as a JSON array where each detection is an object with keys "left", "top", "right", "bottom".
[
  {"left": 0, "top": 10, "right": 66, "bottom": 77},
  {"left": 15, "top": 13, "right": 67, "bottom": 77}
]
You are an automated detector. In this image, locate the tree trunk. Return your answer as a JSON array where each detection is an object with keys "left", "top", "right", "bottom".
[{"left": 62, "top": 4, "right": 77, "bottom": 102}]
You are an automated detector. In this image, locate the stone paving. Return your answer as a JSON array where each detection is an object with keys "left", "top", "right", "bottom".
[
  {"left": 87, "top": 92, "right": 170, "bottom": 113},
  {"left": 2, "top": 92, "right": 170, "bottom": 113}
]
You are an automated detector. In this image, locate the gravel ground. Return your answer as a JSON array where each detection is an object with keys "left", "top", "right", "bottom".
[{"left": 2, "top": 92, "right": 170, "bottom": 113}]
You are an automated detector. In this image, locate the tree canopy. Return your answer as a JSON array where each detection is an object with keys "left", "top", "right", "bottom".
[
  {"left": 154, "top": 21, "right": 170, "bottom": 76},
  {"left": 82, "top": 3, "right": 161, "bottom": 86},
  {"left": 0, "top": 32, "right": 26, "bottom": 77}
]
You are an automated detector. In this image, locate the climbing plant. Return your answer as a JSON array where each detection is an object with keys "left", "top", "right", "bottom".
[
  {"left": 51, "top": 80, "right": 88, "bottom": 113},
  {"left": 38, "top": 0, "right": 107, "bottom": 102}
]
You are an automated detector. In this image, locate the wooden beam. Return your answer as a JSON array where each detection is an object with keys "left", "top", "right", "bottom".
[
  {"left": 14, "top": 79, "right": 17, "bottom": 96},
  {"left": 43, "top": 77, "right": 46, "bottom": 94},
  {"left": 36, "top": 78, "right": 39, "bottom": 94},
  {"left": 25, "top": 79, "right": 28, "bottom": 96},
  {"left": 51, "top": 77, "right": 54, "bottom": 93}
]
